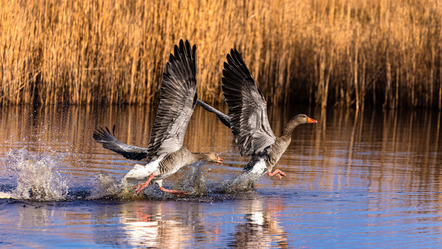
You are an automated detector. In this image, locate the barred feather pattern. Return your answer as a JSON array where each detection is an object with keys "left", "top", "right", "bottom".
[
  {"left": 147, "top": 40, "right": 197, "bottom": 159},
  {"left": 222, "top": 49, "right": 276, "bottom": 156}
]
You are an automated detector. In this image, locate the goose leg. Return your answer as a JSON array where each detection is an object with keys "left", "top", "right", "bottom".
[
  {"left": 156, "top": 180, "right": 188, "bottom": 195},
  {"left": 268, "top": 169, "right": 286, "bottom": 180},
  {"left": 134, "top": 174, "right": 155, "bottom": 194},
  {"left": 159, "top": 187, "right": 189, "bottom": 195}
]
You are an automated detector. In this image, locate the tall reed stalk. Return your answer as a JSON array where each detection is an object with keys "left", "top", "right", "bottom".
[{"left": 1, "top": 0, "right": 441, "bottom": 109}]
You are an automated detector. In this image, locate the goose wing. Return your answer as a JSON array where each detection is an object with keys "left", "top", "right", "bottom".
[
  {"left": 93, "top": 126, "right": 148, "bottom": 160},
  {"left": 222, "top": 49, "right": 276, "bottom": 156},
  {"left": 147, "top": 40, "right": 197, "bottom": 159},
  {"left": 197, "top": 99, "right": 231, "bottom": 128}
]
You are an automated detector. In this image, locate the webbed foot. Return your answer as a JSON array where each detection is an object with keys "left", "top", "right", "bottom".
[{"left": 268, "top": 169, "right": 286, "bottom": 180}]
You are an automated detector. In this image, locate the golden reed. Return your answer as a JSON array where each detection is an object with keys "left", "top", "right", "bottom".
[{"left": 0, "top": 0, "right": 441, "bottom": 109}]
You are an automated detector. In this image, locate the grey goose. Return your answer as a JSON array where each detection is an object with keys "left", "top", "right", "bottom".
[
  {"left": 93, "top": 40, "right": 223, "bottom": 195},
  {"left": 198, "top": 49, "right": 317, "bottom": 189}
]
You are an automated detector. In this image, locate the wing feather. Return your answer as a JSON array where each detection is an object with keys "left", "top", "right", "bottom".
[
  {"left": 93, "top": 126, "right": 148, "bottom": 160},
  {"left": 147, "top": 40, "right": 197, "bottom": 159},
  {"left": 221, "top": 49, "right": 276, "bottom": 156},
  {"left": 196, "top": 99, "right": 231, "bottom": 128}
]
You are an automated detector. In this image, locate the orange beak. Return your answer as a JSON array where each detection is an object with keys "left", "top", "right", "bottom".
[
  {"left": 217, "top": 157, "right": 224, "bottom": 164},
  {"left": 307, "top": 117, "right": 318, "bottom": 123}
]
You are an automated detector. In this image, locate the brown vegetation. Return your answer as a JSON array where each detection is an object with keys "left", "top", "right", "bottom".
[{"left": 0, "top": 0, "right": 441, "bottom": 109}]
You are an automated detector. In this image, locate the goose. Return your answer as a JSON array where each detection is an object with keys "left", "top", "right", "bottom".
[
  {"left": 93, "top": 40, "right": 223, "bottom": 195},
  {"left": 198, "top": 49, "right": 316, "bottom": 188}
]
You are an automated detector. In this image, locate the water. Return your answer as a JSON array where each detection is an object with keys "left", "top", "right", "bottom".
[{"left": 0, "top": 104, "right": 441, "bottom": 248}]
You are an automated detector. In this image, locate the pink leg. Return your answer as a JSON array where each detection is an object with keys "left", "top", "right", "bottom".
[
  {"left": 159, "top": 186, "right": 189, "bottom": 195},
  {"left": 133, "top": 174, "right": 155, "bottom": 194},
  {"left": 268, "top": 169, "right": 286, "bottom": 180}
]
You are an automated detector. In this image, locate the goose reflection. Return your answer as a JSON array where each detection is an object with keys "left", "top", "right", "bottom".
[
  {"left": 110, "top": 201, "right": 219, "bottom": 247},
  {"left": 230, "top": 197, "right": 288, "bottom": 248},
  {"left": 115, "top": 202, "right": 189, "bottom": 248}
]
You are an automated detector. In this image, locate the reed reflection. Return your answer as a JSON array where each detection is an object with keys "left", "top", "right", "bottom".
[
  {"left": 0, "top": 104, "right": 156, "bottom": 180},
  {"left": 1, "top": 104, "right": 442, "bottom": 203}
]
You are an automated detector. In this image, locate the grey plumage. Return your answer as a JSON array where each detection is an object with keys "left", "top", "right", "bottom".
[
  {"left": 93, "top": 40, "right": 222, "bottom": 194},
  {"left": 93, "top": 125, "right": 148, "bottom": 160},
  {"left": 200, "top": 49, "right": 317, "bottom": 182},
  {"left": 94, "top": 40, "right": 197, "bottom": 163},
  {"left": 147, "top": 39, "right": 197, "bottom": 160},
  {"left": 222, "top": 49, "right": 276, "bottom": 157}
]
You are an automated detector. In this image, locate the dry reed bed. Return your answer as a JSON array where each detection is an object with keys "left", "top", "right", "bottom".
[{"left": 0, "top": 0, "right": 441, "bottom": 108}]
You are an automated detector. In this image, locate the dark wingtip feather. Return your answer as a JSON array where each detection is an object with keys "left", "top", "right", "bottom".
[
  {"left": 93, "top": 126, "right": 115, "bottom": 142},
  {"left": 184, "top": 40, "right": 191, "bottom": 56},
  {"left": 226, "top": 53, "right": 234, "bottom": 65},
  {"left": 93, "top": 125, "right": 149, "bottom": 160}
]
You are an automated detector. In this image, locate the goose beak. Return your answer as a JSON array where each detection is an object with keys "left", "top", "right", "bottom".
[
  {"left": 217, "top": 157, "right": 224, "bottom": 164},
  {"left": 307, "top": 117, "right": 317, "bottom": 123}
]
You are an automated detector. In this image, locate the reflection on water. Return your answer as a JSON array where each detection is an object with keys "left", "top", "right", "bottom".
[
  {"left": 308, "top": 108, "right": 442, "bottom": 193},
  {"left": 1, "top": 104, "right": 442, "bottom": 247},
  {"left": 0, "top": 195, "right": 287, "bottom": 248},
  {"left": 93, "top": 201, "right": 192, "bottom": 248},
  {"left": 229, "top": 197, "right": 288, "bottom": 248}
]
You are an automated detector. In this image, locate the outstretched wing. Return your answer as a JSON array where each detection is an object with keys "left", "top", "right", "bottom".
[
  {"left": 147, "top": 40, "right": 197, "bottom": 159},
  {"left": 93, "top": 126, "right": 148, "bottom": 160},
  {"left": 222, "top": 49, "right": 276, "bottom": 156},
  {"left": 197, "top": 99, "right": 231, "bottom": 128}
]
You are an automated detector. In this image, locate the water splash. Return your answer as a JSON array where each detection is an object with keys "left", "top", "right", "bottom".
[
  {"left": 174, "top": 163, "right": 207, "bottom": 195},
  {"left": 213, "top": 159, "right": 267, "bottom": 194},
  {"left": 88, "top": 171, "right": 143, "bottom": 201},
  {"left": 0, "top": 148, "right": 261, "bottom": 202},
  {"left": 2, "top": 148, "right": 69, "bottom": 201}
]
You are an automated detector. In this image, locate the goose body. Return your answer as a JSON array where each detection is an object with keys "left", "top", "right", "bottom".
[
  {"left": 122, "top": 147, "right": 220, "bottom": 180},
  {"left": 93, "top": 40, "right": 222, "bottom": 195}
]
